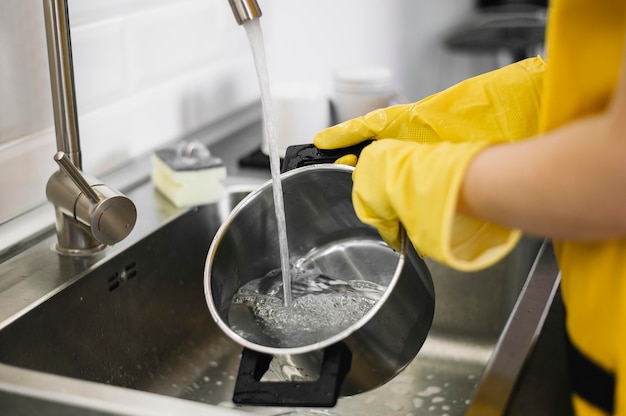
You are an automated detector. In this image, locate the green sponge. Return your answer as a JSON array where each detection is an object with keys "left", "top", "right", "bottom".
[{"left": 151, "top": 142, "right": 227, "bottom": 208}]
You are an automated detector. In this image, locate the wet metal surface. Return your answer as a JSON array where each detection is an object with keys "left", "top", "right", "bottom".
[{"left": 0, "top": 122, "right": 559, "bottom": 415}]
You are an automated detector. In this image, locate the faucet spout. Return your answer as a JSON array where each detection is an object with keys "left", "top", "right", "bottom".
[
  {"left": 227, "top": 0, "right": 262, "bottom": 25},
  {"left": 42, "top": 0, "right": 136, "bottom": 255}
]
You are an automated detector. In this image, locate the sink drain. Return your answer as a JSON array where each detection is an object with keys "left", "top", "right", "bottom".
[{"left": 108, "top": 261, "right": 137, "bottom": 291}]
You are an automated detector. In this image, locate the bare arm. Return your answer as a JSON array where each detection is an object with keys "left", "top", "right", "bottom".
[{"left": 459, "top": 51, "right": 626, "bottom": 241}]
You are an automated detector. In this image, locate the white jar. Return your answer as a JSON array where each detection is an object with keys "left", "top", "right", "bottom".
[
  {"left": 332, "top": 67, "right": 395, "bottom": 123},
  {"left": 261, "top": 82, "right": 330, "bottom": 158}
]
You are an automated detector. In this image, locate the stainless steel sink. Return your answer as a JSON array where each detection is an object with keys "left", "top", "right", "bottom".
[
  {"left": 0, "top": 120, "right": 561, "bottom": 416},
  {"left": 0, "top": 169, "right": 560, "bottom": 416}
]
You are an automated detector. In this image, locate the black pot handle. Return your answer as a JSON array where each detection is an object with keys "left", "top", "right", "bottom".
[
  {"left": 281, "top": 140, "right": 373, "bottom": 173},
  {"left": 232, "top": 342, "right": 352, "bottom": 407}
]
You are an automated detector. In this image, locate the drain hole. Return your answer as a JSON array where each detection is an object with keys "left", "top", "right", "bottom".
[
  {"left": 127, "top": 269, "right": 137, "bottom": 280},
  {"left": 109, "top": 261, "right": 138, "bottom": 291},
  {"left": 108, "top": 271, "right": 120, "bottom": 291},
  {"left": 124, "top": 261, "right": 137, "bottom": 280}
]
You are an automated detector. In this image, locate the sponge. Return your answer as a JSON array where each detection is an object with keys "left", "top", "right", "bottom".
[{"left": 151, "top": 141, "right": 227, "bottom": 207}]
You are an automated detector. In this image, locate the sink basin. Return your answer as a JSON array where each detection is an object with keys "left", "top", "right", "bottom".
[{"left": 0, "top": 177, "right": 558, "bottom": 416}]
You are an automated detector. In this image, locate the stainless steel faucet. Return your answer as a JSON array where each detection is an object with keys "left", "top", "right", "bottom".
[
  {"left": 227, "top": 0, "right": 262, "bottom": 25},
  {"left": 43, "top": 0, "right": 136, "bottom": 256}
]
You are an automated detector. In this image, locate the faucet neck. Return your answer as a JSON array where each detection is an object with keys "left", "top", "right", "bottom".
[
  {"left": 42, "top": 0, "right": 82, "bottom": 168},
  {"left": 53, "top": 207, "right": 105, "bottom": 256}
]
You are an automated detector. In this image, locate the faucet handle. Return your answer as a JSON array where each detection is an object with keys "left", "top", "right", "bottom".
[
  {"left": 54, "top": 151, "right": 100, "bottom": 203},
  {"left": 49, "top": 151, "right": 137, "bottom": 247}
]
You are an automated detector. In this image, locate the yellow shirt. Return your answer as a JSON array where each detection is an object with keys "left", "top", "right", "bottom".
[{"left": 541, "top": 0, "right": 626, "bottom": 414}]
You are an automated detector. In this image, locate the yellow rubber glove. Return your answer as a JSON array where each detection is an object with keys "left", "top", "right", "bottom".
[
  {"left": 353, "top": 139, "right": 520, "bottom": 271},
  {"left": 314, "top": 57, "right": 545, "bottom": 270},
  {"left": 314, "top": 56, "right": 545, "bottom": 157}
]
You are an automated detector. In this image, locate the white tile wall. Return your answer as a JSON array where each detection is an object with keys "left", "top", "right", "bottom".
[
  {"left": 124, "top": 2, "right": 225, "bottom": 89},
  {"left": 79, "top": 56, "right": 258, "bottom": 174},
  {"left": 0, "top": 1, "right": 53, "bottom": 143},
  {"left": 67, "top": 0, "right": 181, "bottom": 26},
  {"left": 0, "top": 129, "right": 57, "bottom": 221},
  {"left": 71, "top": 19, "right": 129, "bottom": 113},
  {"left": 0, "top": 0, "right": 259, "bottom": 223}
]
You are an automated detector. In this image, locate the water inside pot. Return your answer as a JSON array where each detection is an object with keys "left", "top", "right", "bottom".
[{"left": 227, "top": 238, "right": 394, "bottom": 348}]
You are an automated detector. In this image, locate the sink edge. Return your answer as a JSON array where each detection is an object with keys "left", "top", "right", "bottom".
[{"left": 467, "top": 240, "right": 561, "bottom": 415}]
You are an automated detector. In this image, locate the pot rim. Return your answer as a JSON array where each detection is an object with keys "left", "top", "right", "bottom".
[{"left": 203, "top": 164, "right": 408, "bottom": 355}]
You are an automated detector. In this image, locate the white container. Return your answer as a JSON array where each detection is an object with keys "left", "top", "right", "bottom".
[
  {"left": 332, "top": 67, "right": 395, "bottom": 123},
  {"left": 262, "top": 82, "right": 330, "bottom": 158}
]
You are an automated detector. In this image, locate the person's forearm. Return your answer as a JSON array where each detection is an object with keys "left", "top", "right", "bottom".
[{"left": 458, "top": 112, "right": 626, "bottom": 240}]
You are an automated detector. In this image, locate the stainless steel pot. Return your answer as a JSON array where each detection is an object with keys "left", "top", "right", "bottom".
[{"left": 204, "top": 164, "right": 434, "bottom": 398}]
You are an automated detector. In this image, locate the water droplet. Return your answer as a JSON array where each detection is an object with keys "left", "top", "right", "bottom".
[
  {"left": 385, "top": 402, "right": 402, "bottom": 411},
  {"left": 417, "top": 386, "right": 442, "bottom": 397},
  {"left": 412, "top": 398, "right": 424, "bottom": 408}
]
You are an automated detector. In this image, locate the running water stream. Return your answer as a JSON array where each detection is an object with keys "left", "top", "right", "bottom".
[{"left": 242, "top": 20, "right": 292, "bottom": 306}]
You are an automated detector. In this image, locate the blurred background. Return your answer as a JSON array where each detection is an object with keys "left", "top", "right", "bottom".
[{"left": 0, "top": 0, "right": 547, "bottom": 224}]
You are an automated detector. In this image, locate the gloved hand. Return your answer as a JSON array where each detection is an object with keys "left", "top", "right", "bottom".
[
  {"left": 353, "top": 139, "right": 521, "bottom": 271},
  {"left": 314, "top": 57, "right": 545, "bottom": 271},
  {"left": 314, "top": 56, "right": 545, "bottom": 165}
]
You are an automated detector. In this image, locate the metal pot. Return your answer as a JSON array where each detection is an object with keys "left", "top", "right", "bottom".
[{"left": 204, "top": 164, "right": 434, "bottom": 401}]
